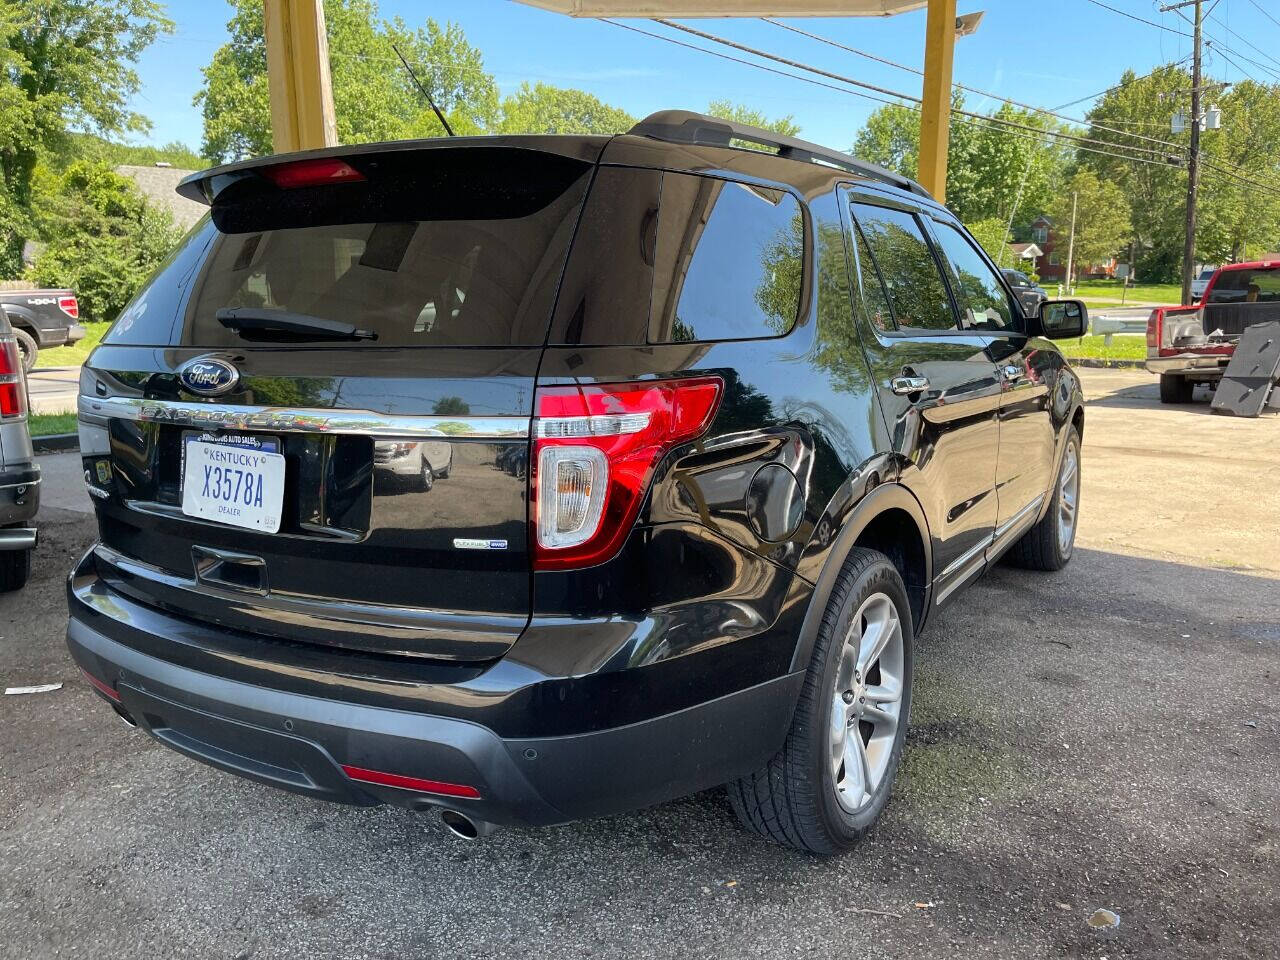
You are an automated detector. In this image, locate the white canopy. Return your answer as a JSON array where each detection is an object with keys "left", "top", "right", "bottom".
[{"left": 513, "top": 1, "right": 925, "bottom": 17}]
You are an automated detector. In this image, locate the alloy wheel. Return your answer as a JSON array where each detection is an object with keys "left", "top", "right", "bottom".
[
  {"left": 829, "top": 592, "right": 905, "bottom": 814},
  {"left": 1058, "top": 441, "right": 1079, "bottom": 556}
]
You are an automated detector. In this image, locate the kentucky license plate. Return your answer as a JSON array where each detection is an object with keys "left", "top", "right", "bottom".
[{"left": 181, "top": 438, "right": 285, "bottom": 533}]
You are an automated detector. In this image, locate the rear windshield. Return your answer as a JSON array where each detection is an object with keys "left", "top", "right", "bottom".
[
  {"left": 1207, "top": 267, "right": 1280, "bottom": 304},
  {"left": 106, "top": 147, "right": 592, "bottom": 348}
]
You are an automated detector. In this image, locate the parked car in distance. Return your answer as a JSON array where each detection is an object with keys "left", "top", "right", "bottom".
[
  {"left": 1002, "top": 268, "right": 1048, "bottom": 315},
  {"left": 1146, "top": 259, "right": 1280, "bottom": 403},
  {"left": 0, "top": 287, "right": 86, "bottom": 372},
  {"left": 1190, "top": 266, "right": 1218, "bottom": 302},
  {"left": 67, "top": 111, "right": 1086, "bottom": 853},
  {"left": 373, "top": 430, "right": 452, "bottom": 491},
  {"left": 0, "top": 305, "right": 40, "bottom": 589}
]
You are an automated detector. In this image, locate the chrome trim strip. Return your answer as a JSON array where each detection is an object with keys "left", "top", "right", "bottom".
[
  {"left": 77, "top": 395, "right": 529, "bottom": 440},
  {"left": 0, "top": 478, "right": 40, "bottom": 491},
  {"left": 938, "top": 535, "right": 993, "bottom": 583},
  {"left": 934, "top": 556, "right": 985, "bottom": 606},
  {"left": 993, "top": 494, "right": 1045, "bottom": 542}
]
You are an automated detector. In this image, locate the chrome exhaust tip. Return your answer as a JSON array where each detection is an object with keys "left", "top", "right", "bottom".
[{"left": 440, "top": 809, "right": 497, "bottom": 840}]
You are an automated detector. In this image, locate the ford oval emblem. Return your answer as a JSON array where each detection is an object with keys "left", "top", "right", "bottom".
[{"left": 179, "top": 358, "right": 240, "bottom": 397}]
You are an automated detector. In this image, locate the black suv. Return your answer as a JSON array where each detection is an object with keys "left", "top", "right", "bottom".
[{"left": 67, "top": 112, "right": 1086, "bottom": 853}]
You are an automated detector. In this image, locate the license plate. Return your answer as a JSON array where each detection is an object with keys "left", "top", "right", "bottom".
[{"left": 181, "top": 437, "right": 285, "bottom": 533}]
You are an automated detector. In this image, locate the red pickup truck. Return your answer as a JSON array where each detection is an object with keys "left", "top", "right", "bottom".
[{"left": 1146, "top": 260, "right": 1280, "bottom": 403}]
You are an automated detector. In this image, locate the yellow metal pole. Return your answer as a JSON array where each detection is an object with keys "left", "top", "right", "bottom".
[
  {"left": 917, "top": 0, "right": 956, "bottom": 203},
  {"left": 263, "top": 0, "right": 338, "bottom": 154}
]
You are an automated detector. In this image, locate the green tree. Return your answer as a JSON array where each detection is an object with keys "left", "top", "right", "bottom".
[
  {"left": 28, "top": 162, "right": 181, "bottom": 323},
  {"left": 0, "top": 0, "right": 171, "bottom": 275},
  {"left": 498, "top": 82, "right": 634, "bottom": 135},
  {"left": 965, "top": 217, "right": 1012, "bottom": 262},
  {"left": 853, "top": 93, "right": 1068, "bottom": 226},
  {"left": 707, "top": 99, "right": 801, "bottom": 138},
  {"left": 196, "top": 0, "right": 499, "bottom": 162},
  {"left": 1047, "top": 169, "right": 1131, "bottom": 284}
]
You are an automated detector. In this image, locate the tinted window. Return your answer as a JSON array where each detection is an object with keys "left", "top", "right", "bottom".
[
  {"left": 850, "top": 203, "right": 954, "bottom": 331},
  {"left": 650, "top": 174, "right": 804, "bottom": 343},
  {"left": 105, "top": 218, "right": 215, "bottom": 345},
  {"left": 125, "top": 148, "right": 592, "bottom": 348},
  {"left": 1207, "top": 268, "right": 1280, "bottom": 304},
  {"left": 931, "top": 221, "right": 1016, "bottom": 331},
  {"left": 550, "top": 167, "right": 660, "bottom": 345},
  {"left": 851, "top": 221, "right": 895, "bottom": 332}
]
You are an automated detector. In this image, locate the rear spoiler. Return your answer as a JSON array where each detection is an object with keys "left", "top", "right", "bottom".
[{"left": 176, "top": 135, "right": 611, "bottom": 205}]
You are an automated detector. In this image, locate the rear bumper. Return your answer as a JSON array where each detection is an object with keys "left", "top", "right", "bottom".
[
  {"left": 1146, "top": 354, "right": 1230, "bottom": 378},
  {"left": 0, "top": 464, "right": 39, "bottom": 531},
  {"left": 66, "top": 559, "right": 803, "bottom": 826}
]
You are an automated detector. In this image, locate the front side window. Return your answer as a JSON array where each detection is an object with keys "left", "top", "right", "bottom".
[
  {"left": 930, "top": 221, "right": 1016, "bottom": 331},
  {"left": 850, "top": 202, "right": 955, "bottom": 332}
]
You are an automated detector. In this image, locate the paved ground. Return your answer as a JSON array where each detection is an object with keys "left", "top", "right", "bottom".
[
  {"left": 26, "top": 366, "right": 79, "bottom": 415},
  {"left": 1, "top": 369, "right": 1276, "bottom": 960}
]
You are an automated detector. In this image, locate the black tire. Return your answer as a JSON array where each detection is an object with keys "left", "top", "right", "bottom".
[
  {"left": 0, "top": 549, "right": 31, "bottom": 592},
  {"left": 1159, "top": 373, "right": 1194, "bottom": 404},
  {"left": 727, "top": 547, "right": 914, "bottom": 854},
  {"left": 1005, "top": 427, "right": 1081, "bottom": 572},
  {"left": 12, "top": 328, "right": 37, "bottom": 373},
  {"left": 417, "top": 460, "right": 434, "bottom": 492}
]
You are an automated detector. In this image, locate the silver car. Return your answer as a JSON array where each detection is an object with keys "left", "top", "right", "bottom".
[
  {"left": 0, "top": 305, "right": 39, "bottom": 589},
  {"left": 373, "top": 429, "right": 453, "bottom": 491}
]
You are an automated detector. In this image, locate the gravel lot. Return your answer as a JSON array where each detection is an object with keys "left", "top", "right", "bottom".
[{"left": 1, "top": 369, "right": 1277, "bottom": 959}]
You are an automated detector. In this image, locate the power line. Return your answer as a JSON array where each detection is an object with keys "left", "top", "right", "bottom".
[
  {"left": 655, "top": 20, "right": 1196, "bottom": 163},
  {"left": 1079, "top": 0, "right": 1191, "bottom": 36},
  {"left": 1246, "top": 0, "right": 1280, "bottom": 31},
  {"left": 605, "top": 18, "right": 1280, "bottom": 197},
  {"left": 759, "top": 18, "right": 1205, "bottom": 158},
  {"left": 604, "top": 21, "right": 1222, "bottom": 178}
]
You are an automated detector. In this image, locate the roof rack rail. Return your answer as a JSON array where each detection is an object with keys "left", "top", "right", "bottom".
[{"left": 627, "top": 110, "right": 932, "bottom": 200}]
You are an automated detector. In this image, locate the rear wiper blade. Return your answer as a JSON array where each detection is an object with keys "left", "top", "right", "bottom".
[{"left": 216, "top": 307, "right": 377, "bottom": 342}]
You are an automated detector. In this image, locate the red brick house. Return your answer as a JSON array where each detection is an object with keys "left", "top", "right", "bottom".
[{"left": 1030, "top": 215, "right": 1119, "bottom": 282}]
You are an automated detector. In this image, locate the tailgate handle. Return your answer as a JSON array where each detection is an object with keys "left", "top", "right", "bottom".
[{"left": 193, "top": 546, "right": 268, "bottom": 596}]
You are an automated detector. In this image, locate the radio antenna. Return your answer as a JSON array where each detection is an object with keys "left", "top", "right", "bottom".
[{"left": 392, "top": 42, "right": 455, "bottom": 137}]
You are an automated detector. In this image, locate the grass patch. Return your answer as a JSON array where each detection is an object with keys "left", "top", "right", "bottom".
[
  {"left": 1058, "top": 334, "right": 1147, "bottom": 361},
  {"left": 29, "top": 411, "right": 78, "bottom": 437},
  {"left": 36, "top": 322, "right": 108, "bottom": 368},
  {"left": 1062, "top": 279, "right": 1183, "bottom": 305}
]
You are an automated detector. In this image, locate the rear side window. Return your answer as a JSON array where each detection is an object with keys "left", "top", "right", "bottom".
[
  {"left": 649, "top": 174, "right": 804, "bottom": 343},
  {"left": 116, "top": 148, "right": 592, "bottom": 348},
  {"left": 551, "top": 170, "right": 805, "bottom": 345},
  {"left": 850, "top": 202, "right": 955, "bottom": 332},
  {"left": 105, "top": 218, "right": 214, "bottom": 345},
  {"left": 1207, "top": 268, "right": 1280, "bottom": 303},
  {"left": 930, "top": 221, "right": 1016, "bottom": 331}
]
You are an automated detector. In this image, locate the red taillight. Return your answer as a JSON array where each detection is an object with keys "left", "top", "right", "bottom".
[
  {"left": 0, "top": 337, "right": 27, "bottom": 419},
  {"left": 531, "top": 376, "right": 723, "bottom": 571},
  {"left": 82, "top": 668, "right": 121, "bottom": 703},
  {"left": 57, "top": 295, "right": 78, "bottom": 319},
  {"left": 1146, "top": 309, "right": 1161, "bottom": 350},
  {"left": 260, "top": 157, "right": 365, "bottom": 189},
  {"left": 340, "top": 764, "right": 481, "bottom": 799}
]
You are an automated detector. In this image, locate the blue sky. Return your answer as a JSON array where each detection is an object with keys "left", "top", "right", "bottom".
[{"left": 129, "top": 0, "right": 1280, "bottom": 155}]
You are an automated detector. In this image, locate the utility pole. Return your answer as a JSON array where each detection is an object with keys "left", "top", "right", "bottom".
[
  {"left": 1065, "top": 191, "right": 1078, "bottom": 294},
  {"left": 1164, "top": 0, "right": 1203, "bottom": 305}
]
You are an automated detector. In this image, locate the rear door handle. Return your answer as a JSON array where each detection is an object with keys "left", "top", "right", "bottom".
[
  {"left": 1002, "top": 364, "right": 1024, "bottom": 383},
  {"left": 890, "top": 376, "right": 930, "bottom": 396}
]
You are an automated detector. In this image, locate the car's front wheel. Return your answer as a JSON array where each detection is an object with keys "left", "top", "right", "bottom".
[
  {"left": 727, "top": 547, "right": 913, "bottom": 854},
  {"left": 1005, "top": 426, "right": 1081, "bottom": 571}
]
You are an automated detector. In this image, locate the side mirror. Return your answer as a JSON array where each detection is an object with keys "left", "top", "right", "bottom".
[{"left": 1037, "top": 298, "right": 1088, "bottom": 339}]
